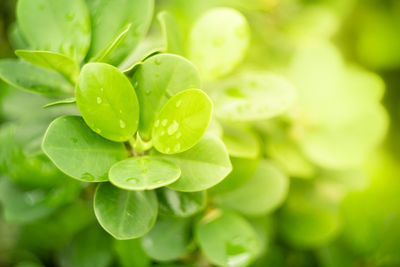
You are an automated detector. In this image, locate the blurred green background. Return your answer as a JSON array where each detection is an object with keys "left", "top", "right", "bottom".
[{"left": 1, "top": 0, "right": 400, "bottom": 266}]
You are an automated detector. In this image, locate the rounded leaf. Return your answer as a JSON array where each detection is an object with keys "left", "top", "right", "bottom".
[
  {"left": 152, "top": 89, "right": 213, "bottom": 154},
  {"left": 109, "top": 156, "right": 181, "bottom": 190},
  {"left": 222, "top": 124, "right": 260, "bottom": 159},
  {"left": 157, "top": 187, "right": 206, "bottom": 217},
  {"left": 189, "top": 8, "right": 250, "bottom": 80},
  {"left": 214, "top": 160, "right": 289, "bottom": 216},
  {"left": 142, "top": 217, "right": 190, "bottom": 261},
  {"left": 132, "top": 54, "right": 201, "bottom": 140},
  {"left": 213, "top": 72, "right": 296, "bottom": 122},
  {"left": 94, "top": 183, "right": 158, "bottom": 240},
  {"left": 196, "top": 210, "right": 260, "bottom": 267},
  {"left": 17, "top": 0, "right": 91, "bottom": 62},
  {"left": 162, "top": 135, "right": 232, "bottom": 192},
  {"left": 76, "top": 63, "right": 139, "bottom": 142},
  {"left": 42, "top": 116, "right": 127, "bottom": 182}
]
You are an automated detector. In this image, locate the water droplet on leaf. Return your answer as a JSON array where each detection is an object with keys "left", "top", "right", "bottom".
[
  {"left": 119, "top": 120, "right": 126, "bottom": 128},
  {"left": 167, "top": 120, "right": 179, "bottom": 135}
]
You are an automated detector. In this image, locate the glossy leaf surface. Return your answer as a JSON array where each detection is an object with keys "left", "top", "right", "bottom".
[
  {"left": 133, "top": 54, "right": 201, "bottom": 140},
  {"left": 42, "top": 116, "right": 127, "bottom": 182},
  {"left": 109, "top": 156, "right": 181, "bottom": 190},
  {"left": 76, "top": 63, "right": 139, "bottom": 142},
  {"left": 152, "top": 89, "right": 213, "bottom": 154}
]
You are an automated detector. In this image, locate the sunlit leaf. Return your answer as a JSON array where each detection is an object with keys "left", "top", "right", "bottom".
[
  {"left": 152, "top": 89, "right": 213, "bottom": 154},
  {"left": 76, "top": 63, "right": 139, "bottom": 142},
  {"left": 132, "top": 54, "right": 201, "bottom": 140}
]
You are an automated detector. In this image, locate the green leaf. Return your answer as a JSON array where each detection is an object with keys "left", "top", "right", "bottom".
[
  {"left": 210, "top": 157, "right": 259, "bottom": 194},
  {"left": 94, "top": 183, "right": 158, "bottom": 240},
  {"left": 76, "top": 63, "right": 139, "bottom": 142},
  {"left": 42, "top": 116, "right": 127, "bottom": 182},
  {"left": 0, "top": 59, "right": 74, "bottom": 96},
  {"left": 157, "top": 11, "right": 185, "bottom": 55},
  {"left": 189, "top": 8, "right": 250, "bottom": 80},
  {"left": 114, "top": 239, "right": 151, "bottom": 267},
  {"left": 159, "top": 135, "right": 232, "bottom": 192},
  {"left": 15, "top": 50, "right": 80, "bottom": 83},
  {"left": 212, "top": 72, "right": 296, "bottom": 122},
  {"left": 157, "top": 187, "right": 206, "bottom": 217},
  {"left": 59, "top": 226, "right": 113, "bottom": 267},
  {"left": 90, "top": 24, "right": 132, "bottom": 63},
  {"left": 142, "top": 217, "right": 190, "bottom": 262},
  {"left": 222, "top": 124, "right": 260, "bottom": 159},
  {"left": 17, "top": 0, "right": 91, "bottom": 63},
  {"left": 152, "top": 89, "right": 213, "bottom": 154},
  {"left": 196, "top": 210, "right": 260, "bottom": 267},
  {"left": 109, "top": 156, "right": 181, "bottom": 190},
  {"left": 43, "top": 97, "right": 76, "bottom": 109},
  {"left": 132, "top": 54, "right": 201, "bottom": 140},
  {"left": 214, "top": 160, "right": 289, "bottom": 216},
  {"left": 87, "top": 0, "right": 154, "bottom": 65}
]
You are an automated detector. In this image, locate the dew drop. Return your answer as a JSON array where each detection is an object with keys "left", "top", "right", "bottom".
[
  {"left": 119, "top": 109, "right": 123, "bottom": 114},
  {"left": 97, "top": 97, "right": 102, "bottom": 104},
  {"left": 176, "top": 132, "right": 182, "bottom": 139},
  {"left": 145, "top": 89, "right": 151, "bottom": 95},
  {"left": 154, "top": 120, "right": 160, "bottom": 127},
  {"left": 167, "top": 120, "right": 179, "bottom": 135},
  {"left": 176, "top": 100, "right": 182, "bottom": 108},
  {"left": 119, "top": 120, "right": 126, "bottom": 128},
  {"left": 100, "top": 87, "right": 104, "bottom": 92},
  {"left": 162, "top": 119, "right": 168, "bottom": 126},
  {"left": 126, "top": 178, "right": 139, "bottom": 184},
  {"left": 154, "top": 58, "right": 161, "bottom": 65},
  {"left": 95, "top": 128, "right": 102, "bottom": 134},
  {"left": 153, "top": 179, "right": 164, "bottom": 184},
  {"left": 160, "top": 130, "right": 165, "bottom": 136},
  {"left": 134, "top": 81, "right": 138, "bottom": 88},
  {"left": 166, "top": 147, "right": 171, "bottom": 153},
  {"left": 174, "top": 143, "right": 181, "bottom": 152}
]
